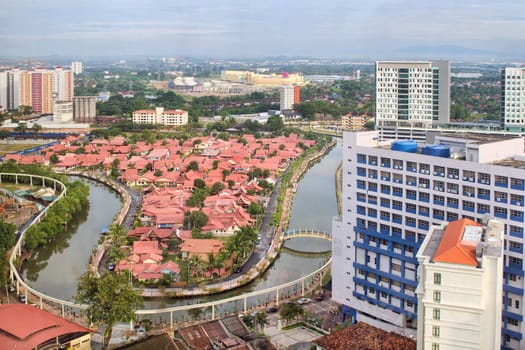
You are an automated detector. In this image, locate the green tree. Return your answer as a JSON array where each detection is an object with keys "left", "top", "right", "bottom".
[
  {"left": 364, "top": 120, "right": 375, "bottom": 130},
  {"left": 187, "top": 161, "right": 199, "bottom": 171},
  {"left": 247, "top": 202, "right": 263, "bottom": 218},
  {"left": 76, "top": 270, "right": 143, "bottom": 347},
  {"left": 193, "top": 178, "right": 206, "bottom": 189},
  {"left": 279, "top": 302, "right": 304, "bottom": 325},
  {"left": 15, "top": 122, "right": 27, "bottom": 134},
  {"left": 254, "top": 311, "right": 269, "bottom": 331},
  {"left": 32, "top": 123, "right": 43, "bottom": 138},
  {"left": 210, "top": 181, "right": 225, "bottom": 195},
  {"left": 50, "top": 154, "right": 59, "bottom": 164},
  {"left": 0, "top": 219, "right": 16, "bottom": 286},
  {"left": 184, "top": 210, "right": 208, "bottom": 229}
]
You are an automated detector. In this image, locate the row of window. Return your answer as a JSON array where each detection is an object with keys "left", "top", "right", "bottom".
[{"left": 356, "top": 154, "right": 525, "bottom": 189}]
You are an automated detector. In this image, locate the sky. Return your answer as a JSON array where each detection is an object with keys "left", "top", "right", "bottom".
[{"left": 1, "top": 0, "right": 524, "bottom": 60}]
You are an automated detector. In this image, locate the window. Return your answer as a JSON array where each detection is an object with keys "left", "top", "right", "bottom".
[
  {"left": 433, "top": 290, "right": 441, "bottom": 303},
  {"left": 516, "top": 300, "right": 520, "bottom": 309},
  {"left": 432, "top": 344, "right": 440, "bottom": 350},
  {"left": 392, "top": 263, "right": 401, "bottom": 272},
  {"left": 433, "top": 308, "right": 440, "bottom": 320},
  {"left": 432, "top": 326, "right": 440, "bottom": 337},
  {"left": 406, "top": 301, "right": 413, "bottom": 307},
  {"left": 433, "top": 273, "right": 441, "bottom": 285}
]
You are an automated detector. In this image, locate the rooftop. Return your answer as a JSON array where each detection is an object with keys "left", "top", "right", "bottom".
[
  {"left": 0, "top": 304, "right": 92, "bottom": 350},
  {"left": 313, "top": 322, "right": 416, "bottom": 350}
]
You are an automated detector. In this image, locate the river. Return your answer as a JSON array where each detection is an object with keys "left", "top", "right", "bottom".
[{"left": 21, "top": 142, "right": 341, "bottom": 307}]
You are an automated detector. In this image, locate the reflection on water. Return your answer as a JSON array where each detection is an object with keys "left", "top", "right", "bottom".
[{"left": 22, "top": 178, "right": 121, "bottom": 300}]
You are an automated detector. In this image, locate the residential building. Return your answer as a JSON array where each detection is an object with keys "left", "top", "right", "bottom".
[
  {"left": 6, "top": 68, "right": 20, "bottom": 110},
  {"left": 501, "top": 67, "right": 525, "bottom": 132},
  {"left": 0, "top": 71, "right": 6, "bottom": 111},
  {"left": 375, "top": 60, "right": 450, "bottom": 140},
  {"left": 73, "top": 96, "right": 97, "bottom": 122},
  {"left": 132, "top": 107, "right": 188, "bottom": 127},
  {"left": 0, "top": 304, "right": 92, "bottom": 349},
  {"left": 71, "top": 61, "right": 83, "bottom": 75},
  {"left": 341, "top": 113, "right": 373, "bottom": 130},
  {"left": 332, "top": 130, "right": 525, "bottom": 349},
  {"left": 416, "top": 218, "right": 503, "bottom": 350},
  {"left": 280, "top": 85, "right": 295, "bottom": 110},
  {"left": 31, "top": 67, "right": 55, "bottom": 114},
  {"left": 53, "top": 101, "right": 73, "bottom": 122},
  {"left": 221, "top": 70, "right": 305, "bottom": 86}
]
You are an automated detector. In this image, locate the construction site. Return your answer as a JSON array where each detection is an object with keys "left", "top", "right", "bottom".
[{"left": 0, "top": 188, "right": 41, "bottom": 229}]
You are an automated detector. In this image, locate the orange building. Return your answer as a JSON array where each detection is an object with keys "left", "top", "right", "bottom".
[{"left": 294, "top": 85, "right": 300, "bottom": 105}]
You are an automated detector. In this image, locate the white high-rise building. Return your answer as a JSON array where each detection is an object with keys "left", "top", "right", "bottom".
[
  {"left": 7, "top": 68, "right": 20, "bottom": 110},
  {"left": 332, "top": 130, "right": 525, "bottom": 349},
  {"left": 0, "top": 72, "right": 7, "bottom": 111},
  {"left": 279, "top": 85, "right": 295, "bottom": 111},
  {"left": 501, "top": 67, "right": 525, "bottom": 132},
  {"left": 375, "top": 61, "right": 450, "bottom": 140},
  {"left": 71, "top": 61, "right": 83, "bottom": 75},
  {"left": 416, "top": 218, "right": 503, "bottom": 350}
]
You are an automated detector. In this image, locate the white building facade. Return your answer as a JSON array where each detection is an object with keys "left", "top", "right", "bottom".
[
  {"left": 279, "top": 85, "right": 295, "bottom": 111},
  {"left": 501, "top": 67, "right": 525, "bottom": 132},
  {"left": 375, "top": 61, "right": 450, "bottom": 140},
  {"left": 416, "top": 218, "right": 503, "bottom": 350},
  {"left": 332, "top": 130, "right": 525, "bottom": 349},
  {"left": 132, "top": 107, "right": 188, "bottom": 127}
]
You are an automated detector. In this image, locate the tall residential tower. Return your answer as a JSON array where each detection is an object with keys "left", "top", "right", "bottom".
[
  {"left": 501, "top": 67, "right": 525, "bottom": 132},
  {"left": 375, "top": 61, "right": 450, "bottom": 140}
]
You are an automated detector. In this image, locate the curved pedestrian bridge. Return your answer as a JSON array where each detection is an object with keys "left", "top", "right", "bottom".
[{"left": 283, "top": 229, "right": 332, "bottom": 242}]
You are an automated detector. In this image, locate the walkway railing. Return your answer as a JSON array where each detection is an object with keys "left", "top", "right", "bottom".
[
  {"left": 6, "top": 175, "right": 332, "bottom": 329},
  {"left": 283, "top": 229, "right": 332, "bottom": 242}
]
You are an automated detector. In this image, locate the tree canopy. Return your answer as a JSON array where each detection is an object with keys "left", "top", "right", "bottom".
[{"left": 76, "top": 270, "right": 143, "bottom": 347}]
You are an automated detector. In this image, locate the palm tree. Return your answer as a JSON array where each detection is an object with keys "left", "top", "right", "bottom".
[
  {"left": 254, "top": 311, "right": 268, "bottom": 331},
  {"left": 33, "top": 123, "right": 42, "bottom": 138},
  {"left": 15, "top": 122, "right": 27, "bottom": 135}
]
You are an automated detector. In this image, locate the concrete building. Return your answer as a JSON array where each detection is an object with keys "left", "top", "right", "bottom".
[
  {"left": 501, "top": 67, "right": 525, "bottom": 132},
  {"left": 31, "top": 67, "right": 55, "bottom": 114},
  {"left": 341, "top": 113, "right": 373, "bottom": 130},
  {"left": 280, "top": 85, "right": 295, "bottom": 111},
  {"left": 375, "top": 61, "right": 450, "bottom": 140},
  {"left": 6, "top": 68, "right": 20, "bottom": 110},
  {"left": 53, "top": 101, "right": 73, "bottom": 122},
  {"left": 416, "top": 218, "right": 503, "bottom": 350},
  {"left": 73, "top": 96, "right": 96, "bottom": 122},
  {"left": 332, "top": 130, "right": 525, "bottom": 349},
  {"left": 71, "top": 61, "right": 83, "bottom": 75},
  {"left": 221, "top": 70, "right": 305, "bottom": 86},
  {"left": 0, "top": 71, "right": 6, "bottom": 111},
  {"left": 132, "top": 107, "right": 188, "bottom": 127}
]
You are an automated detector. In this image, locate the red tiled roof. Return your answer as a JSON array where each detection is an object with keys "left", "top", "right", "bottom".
[
  {"left": 433, "top": 218, "right": 481, "bottom": 267},
  {"left": 0, "top": 304, "right": 92, "bottom": 350},
  {"left": 314, "top": 322, "right": 416, "bottom": 350}
]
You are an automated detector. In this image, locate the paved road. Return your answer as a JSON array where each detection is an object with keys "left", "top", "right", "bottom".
[{"left": 121, "top": 184, "right": 142, "bottom": 229}]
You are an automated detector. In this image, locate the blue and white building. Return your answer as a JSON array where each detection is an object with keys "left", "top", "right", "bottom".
[{"left": 332, "top": 130, "right": 525, "bottom": 349}]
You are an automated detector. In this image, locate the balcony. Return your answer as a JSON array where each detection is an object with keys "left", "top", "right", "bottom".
[
  {"left": 495, "top": 180, "right": 508, "bottom": 188},
  {"left": 368, "top": 173, "right": 378, "bottom": 179},
  {"left": 478, "top": 193, "right": 490, "bottom": 200},
  {"left": 433, "top": 199, "right": 444, "bottom": 206},
  {"left": 393, "top": 191, "right": 402, "bottom": 198},
  {"left": 381, "top": 202, "right": 390, "bottom": 209},
  {"left": 495, "top": 211, "right": 507, "bottom": 219},
  {"left": 433, "top": 214, "right": 444, "bottom": 221},
  {"left": 392, "top": 204, "right": 402, "bottom": 211},
  {"left": 393, "top": 217, "right": 402, "bottom": 224},
  {"left": 381, "top": 188, "right": 391, "bottom": 195},
  {"left": 510, "top": 228, "right": 523, "bottom": 238},
  {"left": 419, "top": 211, "right": 430, "bottom": 217},
  {"left": 511, "top": 182, "right": 524, "bottom": 190},
  {"left": 381, "top": 162, "right": 391, "bottom": 168},
  {"left": 511, "top": 199, "right": 523, "bottom": 207},
  {"left": 447, "top": 202, "right": 459, "bottom": 209},
  {"left": 406, "top": 207, "right": 416, "bottom": 214},
  {"left": 357, "top": 169, "right": 366, "bottom": 177},
  {"left": 511, "top": 214, "right": 524, "bottom": 223},
  {"left": 357, "top": 182, "right": 366, "bottom": 190},
  {"left": 463, "top": 206, "right": 475, "bottom": 213},
  {"left": 419, "top": 196, "right": 430, "bottom": 203},
  {"left": 406, "top": 221, "right": 416, "bottom": 228},
  {"left": 477, "top": 208, "right": 490, "bottom": 214},
  {"left": 380, "top": 214, "right": 390, "bottom": 221},
  {"left": 510, "top": 245, "right": 524, "bottom": 254}
]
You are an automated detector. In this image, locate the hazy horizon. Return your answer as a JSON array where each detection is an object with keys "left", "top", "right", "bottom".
[{"left": 2, "top": 0, "right": 524, "bottom": 61}]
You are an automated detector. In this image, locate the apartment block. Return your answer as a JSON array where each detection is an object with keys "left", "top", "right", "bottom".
[
  {"left": 375, "top": 61, "right": 450, "bottom": 140},
  {"left": 416, "top": 218, "right": 503, "bottom": 350},
  {"left": 132, "top": 107, "right": 188, "bottom": 127},
  {"left": 332, "top": 130, "right": 525, "bottom": 349},
  {"left": 501, "top": 67, "right": 525, "bottom": 132}
]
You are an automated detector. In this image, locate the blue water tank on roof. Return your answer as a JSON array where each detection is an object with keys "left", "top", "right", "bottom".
[
  {"left": 391, "top": 140, "right": 417, "bottom": 153},
  {"left": 422, "top": 144, "right": 450, "bottom": 158}
]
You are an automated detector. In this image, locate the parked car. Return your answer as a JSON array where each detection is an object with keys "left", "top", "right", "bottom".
[
  {"left": 265, "top": 305, "right": 279, "bottom": 313},
  {"left": 234, "top": 266, "right": 243, "bottom": 273},
  {"left": 108, "top": 262, "right": 116, "bottom": 272},
  {"left": 297, "top": 297, "right": 312, "bottom": 305},
  {"left": 18, "top": 294, "right": 27, "bottom": 303}
]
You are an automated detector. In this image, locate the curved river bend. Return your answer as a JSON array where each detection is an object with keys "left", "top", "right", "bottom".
[{"left": 22, "top": 143, "right": 341, "bottom": 309}]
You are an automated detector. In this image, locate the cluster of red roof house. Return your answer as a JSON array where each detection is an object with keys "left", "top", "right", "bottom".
[{"left": 6, "top": 133, "right": 315, "bottom": 281}]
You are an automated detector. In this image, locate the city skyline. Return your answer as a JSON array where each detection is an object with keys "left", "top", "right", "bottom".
[{"left": 1, "top": 0, "right": 524, "bottom": 60}]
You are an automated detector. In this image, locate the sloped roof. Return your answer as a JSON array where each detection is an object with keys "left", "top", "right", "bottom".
[
  {"left": 433, "top": 218, "right": 481, "bottom": 267},
  {"left": 314, "top": 322, "right": 415, "bottom": 350},
  {"left": 0, "top": 304, "right": 92, "bottom": 350}
]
